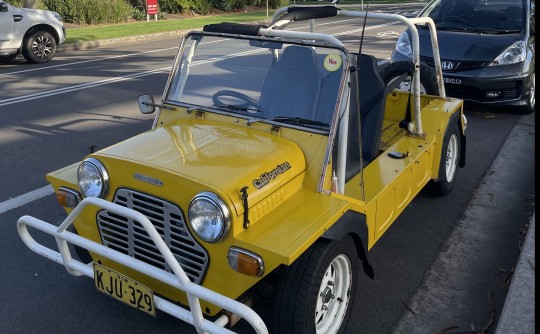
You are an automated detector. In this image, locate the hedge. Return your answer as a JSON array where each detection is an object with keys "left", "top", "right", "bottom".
[{"left": 10, "top": 0, "right": 290, "bottom": 23}]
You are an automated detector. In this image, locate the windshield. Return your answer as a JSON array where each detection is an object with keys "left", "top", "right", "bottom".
[
  {"left": 421, "top": 0, "right": 525, "bottom": 32},
  {"left": 166, "top": 34, "right": 346, "bottom": 130}
]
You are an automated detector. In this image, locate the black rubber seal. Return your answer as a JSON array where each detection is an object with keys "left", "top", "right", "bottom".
[
  {"left": 202, "top": 22, "right": 266, "bottom": 36},
  {"left": 275, "top": 6, "right": 338, "bottom": 23}
]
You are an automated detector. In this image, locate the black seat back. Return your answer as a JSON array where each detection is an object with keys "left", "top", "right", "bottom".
[
  {"left": 260, "top": 46, "right": 322, "bottom": 119},
  {"left": 344, "top": 54, "right": 386, "bottom": 182}
]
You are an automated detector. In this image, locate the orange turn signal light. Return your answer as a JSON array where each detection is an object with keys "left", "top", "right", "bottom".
[
  {"left": 56, "top": 187, "right": 81, "bottom": 208},
  {"left": 228, "top": 247, "right": 264, "bottom": 277}
]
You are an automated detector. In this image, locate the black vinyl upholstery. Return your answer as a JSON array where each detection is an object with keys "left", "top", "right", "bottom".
[
  {"left": 260, "top": 46, "right": 322, "bottom": 119},
  {"left": 345, "top": 54, "right": 386, "bottom": 181}
]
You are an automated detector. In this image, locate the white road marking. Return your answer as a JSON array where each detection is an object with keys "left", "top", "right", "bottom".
[
  {"left": 0, "top": 185, "right": 54, "bottom": 215},
  {"left": 0, "top": 67, "right": 171, "bottom": 107},
  {"left": 0, "top": 47, "right": 178, "bottom": 77}
]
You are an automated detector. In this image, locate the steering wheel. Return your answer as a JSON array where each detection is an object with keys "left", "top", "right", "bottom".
[{"left": 212, "top": 90, "right": 263, "bottom": 113}]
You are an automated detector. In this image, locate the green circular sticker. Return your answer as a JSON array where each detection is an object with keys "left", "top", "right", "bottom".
[{"left": 324, "top": 54, "right": 342, "bottom": 72}]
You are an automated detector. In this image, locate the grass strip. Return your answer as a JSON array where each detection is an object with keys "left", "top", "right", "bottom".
[{"left": 64, "top": 11, "right": 269, "bottom": 44}]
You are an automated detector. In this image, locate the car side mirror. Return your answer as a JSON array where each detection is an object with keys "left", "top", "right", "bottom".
[
  {"left": 0, "top": 3, "right": 9, "bottom": 12},
  {"left": 138, "top": 94, "right": 156, "bottom": 114}
]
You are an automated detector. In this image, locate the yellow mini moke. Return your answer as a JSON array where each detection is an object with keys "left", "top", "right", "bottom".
[{"left": 18, "top": 5, "right": 466, "bottom": 334}]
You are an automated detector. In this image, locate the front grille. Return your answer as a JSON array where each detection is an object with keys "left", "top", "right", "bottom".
[
  {"left": 421, "top": 56, "right": 486, "bottom": 72},
  {"left": 97, "top": 189, "right": 209, "bottom": 284}
]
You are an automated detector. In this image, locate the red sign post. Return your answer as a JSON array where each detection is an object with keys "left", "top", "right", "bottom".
[{"left": 146, "top": 0, "right": 158, "bottom": 21}]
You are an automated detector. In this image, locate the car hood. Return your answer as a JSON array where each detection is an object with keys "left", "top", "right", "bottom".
[
  {"left": 417, "top": 28, "right": 522, "bottom": 62},
  {"left": 94, "top": 119, "right": 306, "bottom": 215},
  {"left": 10, "top": 5, "right": 61, "bottom": 21}
]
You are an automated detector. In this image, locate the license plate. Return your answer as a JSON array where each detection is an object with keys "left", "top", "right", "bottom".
[
  {"left": 94, "top": 263, "right": 156, "bottom": 317},
  {"left": 443, "top": 77, "right": 463, "bottom": 85}
]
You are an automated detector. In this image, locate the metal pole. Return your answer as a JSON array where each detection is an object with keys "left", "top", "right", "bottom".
[{"left": 267, "top": 0, "right": 269, "bottom": 18}]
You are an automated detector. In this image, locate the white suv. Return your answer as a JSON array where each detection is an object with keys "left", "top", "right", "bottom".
[{"left": 0, "top": 1, "right": 65, "bottom": 63}]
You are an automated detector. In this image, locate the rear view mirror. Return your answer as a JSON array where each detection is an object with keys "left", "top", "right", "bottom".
[
  {"left": 0, "top": 3, "right": 9, "bottom": 12},
  {"left": 138, "top": 94, "right": 155, "bottom": 114}
]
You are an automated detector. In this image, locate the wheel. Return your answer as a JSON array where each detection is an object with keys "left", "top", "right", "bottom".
[
  {"left": 429, "top": 122, "right": 460, "bottom": 196},
  {"left": 212, "top": 90, "right": 263, "bottom": 113},
  {"left": 380, "top": 61, "right": 439, "bottom": 96},
  {"left": 272, "top": 237, "right": 358, "bottom": 334},
  {"left": 22, "top": 30, "right": 57, "bottom": 64},
  {"left": 519, "top": 71, "right": 535, "bottom": 114}
]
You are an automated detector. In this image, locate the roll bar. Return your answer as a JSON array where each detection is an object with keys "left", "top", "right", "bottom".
[{"left": 264, "top": 6, "right": 447, "bottom": 136}]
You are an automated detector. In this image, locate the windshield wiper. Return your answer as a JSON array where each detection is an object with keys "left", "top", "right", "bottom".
[
  {"left": 246, "top": 116, "right": 329, "bottom": 128},
  {"left": 270, "top": 117, "right": 329, "bottom": 127},
  {"left": 214, "top": 104, "right": 261, "bottom": 113}
]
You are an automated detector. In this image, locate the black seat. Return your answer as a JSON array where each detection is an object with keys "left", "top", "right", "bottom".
[
  {"left": 344, "top": 54, "right": 386, "bottom": 182},
  {"left": 260, "top": 46, "right": 322, "bottom": 120}
]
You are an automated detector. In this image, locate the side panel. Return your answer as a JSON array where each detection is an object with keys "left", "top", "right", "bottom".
[
  {"left": 0, "top": 5, "right": 15, "bottom": 51},
  {"left": 373, "top": 149, "right": 431, "bottom": 239}
]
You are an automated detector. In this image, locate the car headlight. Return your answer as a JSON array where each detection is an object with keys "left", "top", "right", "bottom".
[
  {"left": 488, "top": 41, "right": 526, "bottom": 67},
  {"left": 188, "top": 192, "right": 231, "bottom": 243},
  {"left": 395, "top": 32, "right": 413, "bottom": 59},
  {"left": 77, "top": 158, "right": 109, "bottom": 198}
]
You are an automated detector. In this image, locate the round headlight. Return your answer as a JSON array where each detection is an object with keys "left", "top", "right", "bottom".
[
  {"left": 188, "top": 192, "right": 231, "bottom": 243},
  {"left": 77, "top": 158, "right": 109, "bottom": 198}
]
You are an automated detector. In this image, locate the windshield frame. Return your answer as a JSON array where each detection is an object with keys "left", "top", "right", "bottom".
[{"left": 158, "top": 31, "right": 351, "bottom": 135}]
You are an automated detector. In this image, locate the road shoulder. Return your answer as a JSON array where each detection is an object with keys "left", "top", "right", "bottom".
[{"left": 392, "top": 112, "right": 535, "bottom": 333}]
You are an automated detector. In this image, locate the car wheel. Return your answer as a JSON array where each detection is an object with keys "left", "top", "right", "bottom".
[
  {"left": 23, "top": 31, "right": 57, "bottom": 64},
  {"left": 380, "top": 61, "right": 439, "bottom": 95},
  {"left": 429, "top": 122, "right": 460, "bottom": 196},
  {"left": 272, "top": 236, "right": 358, "bottom": 334},
  {"left": 520, "top": 72, "right": 535, "bottom": 114}
]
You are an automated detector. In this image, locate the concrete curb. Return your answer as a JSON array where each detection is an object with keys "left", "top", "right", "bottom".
[
  {"left": 57, "top": 30, "right": 189, "bottom": 52},
  {"left": 57, "top": 19, "right": 272, "bottom": 53},
  {"left": 495, "top": 213, "right": 535, "bottom": 334}
]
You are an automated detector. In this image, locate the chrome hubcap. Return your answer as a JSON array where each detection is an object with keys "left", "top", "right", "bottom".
[
  {"left": 32, "top": 36, "right": 53, "bottom": 59},
  {"left": 445, "top": 134, "right": 458, "bottom": 183}
]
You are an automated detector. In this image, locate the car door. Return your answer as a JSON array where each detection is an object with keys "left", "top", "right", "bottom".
[{"left": 0, "top": 1, "right": 15, "bottom": 50}]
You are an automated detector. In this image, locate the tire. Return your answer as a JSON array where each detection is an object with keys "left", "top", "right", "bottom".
[
  {"left": 429, "top": 122, "right": 460, "bottom": 196},
  {"left": 380, "top": 61, "right": 439, "bottom": 96},
  {"left": 22, "top": 30, "right": 57, "bottom": 64},
  {"left": 69, "top": 225, "right": 93, "bottom": 264},
  {"left": 519, "top": 71, "right": 535, "bottom": 114},
  {"left": 272, "top": 237, "right": 358, "bottom": 334}
]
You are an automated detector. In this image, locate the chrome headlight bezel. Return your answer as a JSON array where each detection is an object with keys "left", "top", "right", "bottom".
[
  {"left": 188, "top": 192, "right": 231, "bottom": 243},
  {"left": 77, "top": 158, "right": 109, "bottom": 199}
]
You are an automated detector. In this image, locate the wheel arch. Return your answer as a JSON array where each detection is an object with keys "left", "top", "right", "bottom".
[
  {"left": 320, "top": 210, "right": 374, "bottom": 279},
  {"left": 24, "top": 24, "right": 60, "bottom": 45}
]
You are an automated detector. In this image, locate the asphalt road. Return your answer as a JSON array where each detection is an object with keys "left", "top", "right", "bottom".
[{"left": 0, "top": 3, "right": 530, "bottom": 333}]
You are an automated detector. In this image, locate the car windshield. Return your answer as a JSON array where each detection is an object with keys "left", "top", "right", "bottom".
[
  {"left": 420, "top": 0, "right": 525, "bottom": 33},
  {"left": 165, "top": 34, "right": 346, "bottom": 130}
]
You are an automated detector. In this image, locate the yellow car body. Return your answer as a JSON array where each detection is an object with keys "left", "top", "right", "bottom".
[{"left": 18, "top": 6, "right": 467, "bottom": 334}]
